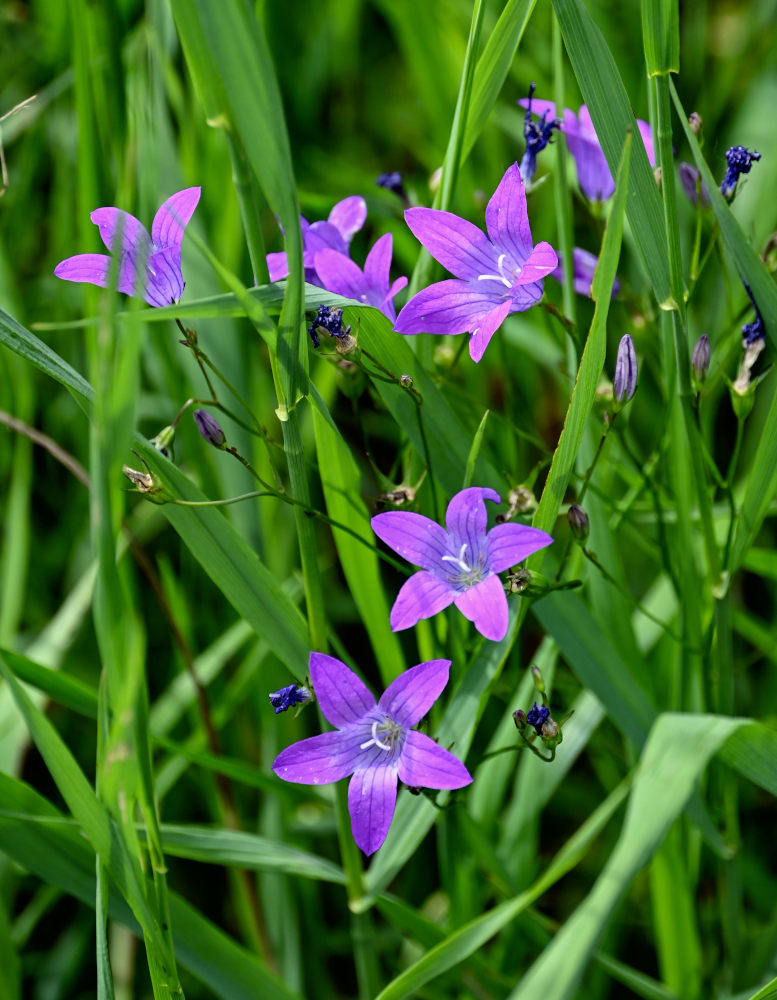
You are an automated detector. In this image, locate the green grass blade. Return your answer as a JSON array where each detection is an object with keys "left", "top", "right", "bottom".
[
  {"left": 642, "top": 0, "right": 680, "bottom": 76},
  {"left": 463, "top": 408, "right": 490, "bottom": 489}
]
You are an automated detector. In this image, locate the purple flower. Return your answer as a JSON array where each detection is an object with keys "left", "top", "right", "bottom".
[
  {"left": 54, "top": 188, "right": 201, "bottom": 307},
  {"left": 272, "top": 653, "right": 472, "bottom": 855},
  {"left": 371, "top": 487, "right": 553, "bottom": 642},
  {"left": 519, "top": 82, "right": 561, "bottom": 186},
  {"left": 314, "top": 232, "right": 408, "bottom": 322},
  {"left": 269, "top": 684, "right": 312, "bottom": 714},
  {"left": 267, "top": 195, "right": 367, "bottom": 287},
  {"left": 720, "top": 145, "right": 761, "bottom": 200},
  {"left": 550, "top": 247, "right": 620, "bottom": 298},
  {"left": 519, "top": 98, "right": 655, "bottom": 201},
  {"left": 393, "top": 164, "right": 557, "bottom": 363}
]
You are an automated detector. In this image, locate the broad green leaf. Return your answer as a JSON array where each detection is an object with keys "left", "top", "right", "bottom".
[
  {"left": 641, "top": 0, "right": 680, "bottom": 76},
  {"left": 506, "top": 714, "right": 749, "bottom": 1000},
  {"left": 717, "top": 721, "right": 777, "bottom": 796},
  {"left": 0, "top": 647, "right": 98, "bottom": 718}
]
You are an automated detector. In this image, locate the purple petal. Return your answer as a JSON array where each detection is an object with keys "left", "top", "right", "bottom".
[
  {"left": 267, "top": 251, "right": 289, "bottom": 282},
  {"left": 305, "top": 221, "right": 349, "bottom": 261},
  {"left": 518, "top": 97, "right": 558, "bottom": 121},
  {"left": 378, "top": 659, "right": 451, "bottom": 727},
  {"left": 468, "top": 298, "right": 513, "bottom": 362},
  {"left": 453, "top": 574, "right": 509, "bottom": 641},
  {"left": 90, "top": 207, "right": 151, "bottom": 258},
  {"left": 513, "top": 241, "right": 557, "bottom": 285},
  {"left": 380, "top": 275, "right": 409, "bottom": 322},
  {"left": 389, "top": 572, "right": 456, "bottom": 631},
  {"left": 328, "top": 196, "right": 367, "bottom": 245},
  {"left": 398, "top": 730, "right": 472, "bottom": 789},
  {"left": 315, "top": 249, "right": 372, "bottom": 306},
  {"left": 404, "top": 207, "right": 499, "bottom": 281},
  {"left": 486, "top": 522, "right": 554, "bottom": 572},
  {"left": 348, "top": 762, "right": 398, "bottom": 855},
  {"left": 145, "top": 246, "right": 184, "bottom": 306},
  {"left": 364, "top": 232, "right": 393, "bottom": 292},
  {"left": 637, "top": 118, "right": 656, "bottom": 166},
  {"left": 371, "top": 510, "right": 449, "bottom": 570},
  {"left": 309, "top": 652, "right": 376, "bottom": 728},
  {"left": 54, "top": 254, "right": 136, "bottom": 296},
  {"left": 485, "top": 163, "right": 533, "bottom": 264},
  {"left": 393, "top": 279, "right": 506, "bottom": 336},
  {"left": 445, "top": 487, "right": 501, "bottom": 550},
  {"left": 567, "top": 131, "right": 614, "bottom": 201},
  {"left": 151, "top": 187, "right": 201, "bottom": 249},
  {"left": 272, "top": 731, "right": 357, "bottom": 784}
]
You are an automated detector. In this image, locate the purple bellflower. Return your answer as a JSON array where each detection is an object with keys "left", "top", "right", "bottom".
[
  {"left": 720, "top": 146, "right": 761, "bottom": 200},
  {"left": 519, "top": 98, "right": 655, "bottom": 201},
  {"left": 314, "top": 232, "right": 409, "bottom": 322},
  {"left": 267, "top": 196, "right": 367, "bottom": 287},
  {"left": 393, "top": 164, "right": 557, "bottom": 363},
  {"left": 54, "top": 188, "right": 201, "bottom": 307},
  {"left": 272, "top": 653, "right": 472, "bottom": 855},
  {"left": 519, "top": 83, "right": 561, "bottom": 186},
  {"left": 550, "top": 247, "right": 620, "bottom": 298},
  {"left": 371, "top": 487, "right": 553, "bottom": 642}
]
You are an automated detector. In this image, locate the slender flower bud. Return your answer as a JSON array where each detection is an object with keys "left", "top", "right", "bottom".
[
  {"left": 269, "top": 684, "right": 312, "bottom": 714},
  {"left": 568, "top": 503, "right": 590, "bottom": 544},
  {"left": 193, "top": 409, "right": 226, "bottom": 448},
  {"left": 679, "top": 163, "right": 709, "bottom": 206},
  {"left": 531, "top": 665, "right": 546, "bottom": 694},
  {"left": 720, "top": 145, "right": 761, "bottom": 199},
  {"left": 513, "top": 709, "right": 527, "bottom": 731},
  {"left": 689, "top": 112, "right": 702, "bottom": 137},
  {"left": 613, "top": 334, "right": 638, "bottom": 408},
  {"left": 691, "top": 334, "right": 710, "bottom": 385}
]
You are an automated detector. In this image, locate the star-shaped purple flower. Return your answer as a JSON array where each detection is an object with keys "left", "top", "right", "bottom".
[
  {"left": 54, "top": 188, "right": 201, "bottom": 307},
  {"left": 371, "top": 487, "right": 553, "bottom": 642},
  {"left": 272, "top": 652, "right": 472, "bottom": 855},
  {"left": 267, "top": 195, "right": 367, "bottom": 287},
  {"left": 519, "top": 98, "right": 655, "bottom": 202},
  {"left": 393, "top": 164, "right": 557, "bottom": 362},
  {"left": 314, "top": 232, "right": 409, "bottom": 322}
]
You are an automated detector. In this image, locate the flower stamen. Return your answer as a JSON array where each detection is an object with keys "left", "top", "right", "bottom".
[
  {"left": 360, "top": 719, "right": 395, "bottom": 752},
  {"left": 442, "top": 542, "right": 472, "bottom": 573}
]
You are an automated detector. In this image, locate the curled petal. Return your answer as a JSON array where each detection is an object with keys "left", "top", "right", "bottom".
[
  {"left": 484, "top": 163, "right": 533, "bottom": 265},
  {"left": 90, "top": 207, "right": 151, "bottom": 258},
  {"left": 486, "top": 522, "right": 553, "bottom": 572},
  {"left": 348, "top": 762, "right": 398, "bottom": 855},
  {"left": 309, "top": 652, "right": 376, "bottom": 728},
  {"left": 379, "top": 659, "right": 451, "bottom": 728},
  {"left": 468, "top": 298, "right": 513, "bottom": 363},
  {"left": 398, "top": 730, "right": 472, "bottom": 790},
  {"left": 389, "top": 572, "right": 456, "bottom": 631},
  {"left": 445, "top": 487, "right": 501, "bottom": 553},
  {"left": 151, "top": 187, "right": 201, "bottom": 249},
  {"left": 371, "top": 510, "right": 449, "bottom": 570},
  {"left": 453, "top": 574, "right": 509, "bottom": 641},
  {"left": 518, "top": 97, "right": 558, "bottom": 121},
  {"left": 272, "top": 730, "right": 358, "bottom": 784},
  {"left": 328, "top": 195, "right": 367, "bottom": 245},
  {"left": 394, "top": 279, "right": 505, "bottom": 337},
  {"left": 404, "top": 207, "right": 498, "bottom": 281}
]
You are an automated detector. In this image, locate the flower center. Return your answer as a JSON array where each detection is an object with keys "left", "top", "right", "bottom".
[
  {"left": 477, "top": 253, "right": 520, "bottom": 288},
  {"left": 360, "top": 717, "right": 402, "bottom": 753},
  {"left": 441, "top": 542, "right": 486, "bottom": 588}
]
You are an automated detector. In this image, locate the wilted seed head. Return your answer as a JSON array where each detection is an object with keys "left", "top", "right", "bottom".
[
  {"left": 269, "top": 684, "right": 312, "bottom": 714},
  {"left": 193, "top": 409, "right": 226, "bottom": 448},
  {"left": 689, "top": 112, "right": 702, "bottom": 137},
  {"left": 505, "top": 569, "right": 531, "bottom": 594},
  {"left": 508, "top": 486, "right": 535, "bottom": 513},
  {"left": 519, "top": 81, "right": 561, "bottom": 186},
  {"left": 691, "top": 334, "right": 711, "bottom": 384},
  {"left": 122, "top": 464, "right": 167, "bottom": 503},
  {"left": 540, "top": 716, "right": 562, "bottom": 748},
  {"left": 525, "top": 702, "right": 550, "bottom": 735},
  {"left": 613, "top": 334, "right": 638, "bottom": 407},
  {"left": 567, "top": 503, "right": 590, "bottom": 543},
  {"left": 720, "top": 145, "right": 761, "bottom": 199}
]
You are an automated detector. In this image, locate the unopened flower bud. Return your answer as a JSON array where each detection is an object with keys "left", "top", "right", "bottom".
[
  {"left": 269, "top": 684, "right": 312, "bottom": 714},
  {"left": 151, "top": 424, "right": 175, "bottom": 456},
  {"left": 567, "top": 504, "right": 590, "bottom": 544},
  {"left": 505, "top": 569, "right": 531, "bottom": 594},
  {"left": 691, "top": 334, "right": 710, "bottom": 385},
  {"left": 193, "top": 409, "right": 227, "bottom": 448},
  {"left": 513, "top": 709, "right": 527, "bottom": 731},
  {"left": 399, "top": 374, "right": 414, "bottom": 388},
  {"left": 540, "top": 716, "right": 562, "bottom": 748},
  {"left": 613, "top": 334, "right": 638, "bottom": 408},
  {"left": 531, "top": 665, "right": 545, "bottom": 694},
  {"left": 689, "top": 112, "right": 702, "bottom": 137},
  {"left": 679, "top": 163, "right": 710, "bottom": 206}
]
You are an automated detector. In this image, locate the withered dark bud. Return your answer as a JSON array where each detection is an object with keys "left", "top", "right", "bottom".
[
  {"left": 399, "top": 374, "right": 414, "bottom": 388},
  {"left": 568, "top": 503, "right": 590, "bottom": 544}
]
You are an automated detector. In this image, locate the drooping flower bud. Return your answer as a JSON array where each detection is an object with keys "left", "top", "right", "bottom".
[
  {"left": 613, "top": 334, "right": 638, "bottom": 409},
  {"left": 720, "top": 145, "right": 761, "bottom": 200},
  {"left": 567, "top": 503, "right": 590, "bottom": 544},
  {"left": 269, "top": 684, "right": 312, "bottom": 714},
  {"left": 193, "top": 409, "right": 227, "bottom": 448},
  {"left": 691, "top": 334, "right": 710, "bottom": 385}
]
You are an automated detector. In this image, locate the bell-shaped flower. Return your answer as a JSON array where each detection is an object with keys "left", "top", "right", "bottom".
[
  {"left": 314, "top": 232, "right": 408, "bottom": 322},
  {"left": 393, "top": 164, "right": 557, "bottom": 362},
  {"left": 519, "top": 97, "right": 655, "bottom": 201},
  {"left": 54, "top": 188, "right": 201, "bottom": 307},
  {"left": 372, "top": 487, "right": 553, "bottom": 641},
  {"left": 272, "top": 653, "right": 472, "bottom": 855},
  {"left": 267, "top": 195, "right": 367, "bottom": 286}
]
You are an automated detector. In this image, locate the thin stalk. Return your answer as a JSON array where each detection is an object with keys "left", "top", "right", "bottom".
[
  {"left": 226, "top": 134, "right": 269, "bottom": 286},
  {"left": 552, "top": 14, "right": 576, "bottom": 330}
]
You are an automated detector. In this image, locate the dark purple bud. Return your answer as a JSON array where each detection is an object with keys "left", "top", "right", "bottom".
[
  {"left": 525, "top": 702, "right": 550, "bottom": 736},
  {"left": 720, "top": 145, "right": 761, "bottom": 199},
  {"left": 691, "top": 334, "right": 710, "bottom": 383},
  {"left": 513, "top": 708, "right": 527, "bottom": 731},
  {"left": 679, "top": 162, "right": 709, "bottom": 206},
  {"left": 613, "top": 334, "right": 638, "bottom": 407},
  {"left": 269, "top": 684, "right": 312, "bottom": 714},
  {"left": 193, "top": 409, "right": 226, "bottom": 448},
  {"left": 519, "top": 81, "right": 561, "bottom": 186},
  {"left": 568, "top": 503, "right": 590, "bottom": 543},
  {"left": 376, "top": 171, "right": 409, "bottom": 204}
]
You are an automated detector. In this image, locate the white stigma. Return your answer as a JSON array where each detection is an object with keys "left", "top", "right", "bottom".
[
  {"left": 442, "top": 542, "right": 472, "bottom": 574},
  {"left": 477, "top": 252, "right": 521, "bottom": 288},
  {"left": 360, "top": 720, "right": 392, "bottom": 752}
]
